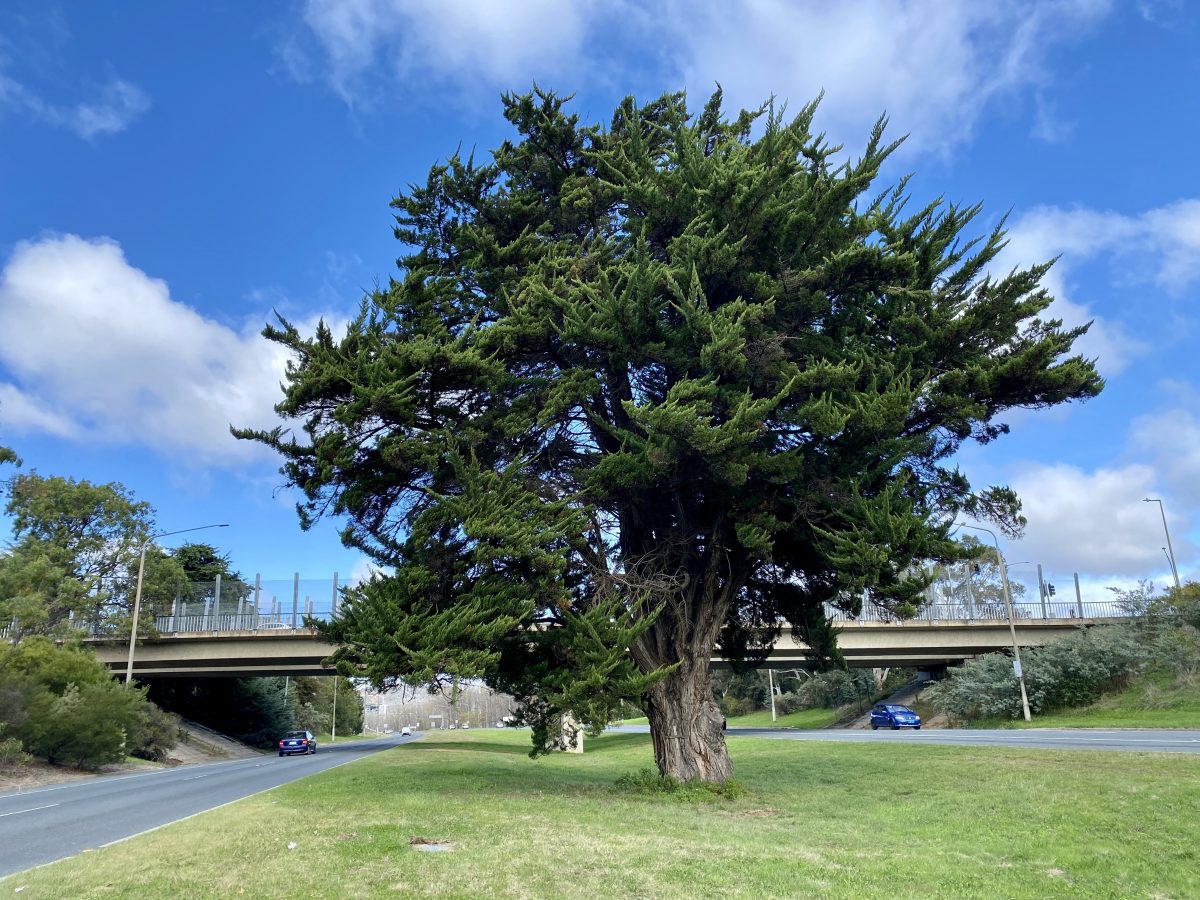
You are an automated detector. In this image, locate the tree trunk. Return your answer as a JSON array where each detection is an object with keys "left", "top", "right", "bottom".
[{"left": 644, "top": 656, "right": 733, "bottom": 784}]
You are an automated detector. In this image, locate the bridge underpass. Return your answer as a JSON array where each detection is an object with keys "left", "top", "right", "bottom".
[{"left": 87, "top": 612, "right": 1131, "bottom": 678}]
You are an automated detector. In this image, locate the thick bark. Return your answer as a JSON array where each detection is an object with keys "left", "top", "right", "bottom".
[{"left": 644, "top": 656, "right": 733, "bottom": 783}]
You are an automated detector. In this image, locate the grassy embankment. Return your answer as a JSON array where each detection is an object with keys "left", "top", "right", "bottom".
[
  {"left": 976, "top": 672, "right": 1200, "bottom": 730},
  {"left": 5, "top": 728, "right": 1197, "bottom": 898}
]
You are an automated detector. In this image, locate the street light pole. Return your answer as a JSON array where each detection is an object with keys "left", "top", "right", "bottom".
[
  {"left": 955, "top": 523, "right": 1032, "bottom": 722},
  {"left": 1143, "top": 499, "right": 1181, "bottom": 590},
  {"left": 125, "top": 523, "right": 229, "bottom": 686}
]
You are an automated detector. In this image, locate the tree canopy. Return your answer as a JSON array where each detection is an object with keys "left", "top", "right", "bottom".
[
  {"left": 239, "top": 88, "right": 1102, "bottom": 781},
  {"left": 0, "top": 473, "right": 187, "bottom": 638}
]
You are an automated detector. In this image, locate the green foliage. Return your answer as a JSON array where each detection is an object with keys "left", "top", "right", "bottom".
[
  {"left": 0, "top": 638, "right": 164, "bottom": 769},
  {"left": 171, "top": 543, "right": 253, "bottom": 612},
  {"left": 789, "top": 668, "right": 876, "bottom": 710},
  {"left": 613, "top": 767, "right": 745, "bottom": 801},
  {"left": 21, "top": 680, "right": 147, "bottom": 769},
  {"left": 133, "top": 702, "right": 183, "bottom": 762},
  {"left": 712, "top": 669, "right": 769, "bottom": 716},
  {"left": 0, "top": 734, "right": 30, "bottom": 766},
  {"left": 926, "top": 625, "right": 1146, "bottom": 721},
  {"left": 237, "top": 87, "right": 1103, "bottom": 774}
]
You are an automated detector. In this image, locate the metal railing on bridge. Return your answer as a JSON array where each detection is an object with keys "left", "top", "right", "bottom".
[
  {"left": 825, "top": 598, "right": 1130, "bottom": 623},
  {"left": 0, "top": 577, "right": 1137, "bottom": 643}
]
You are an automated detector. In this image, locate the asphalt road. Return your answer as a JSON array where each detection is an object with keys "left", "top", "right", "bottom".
[
  {"left": 731, "top": 726, "right": 1200, "bottom": 753},
  {"left": 0, "top": 733, "right": 415, "bottom": 879}
]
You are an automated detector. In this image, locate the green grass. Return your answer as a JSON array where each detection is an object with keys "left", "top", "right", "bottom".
[
  {"left": 977, "top": 673, "right": 1200, "bottom": 730},
  {"left": 312, "top": 730, "right": 377, "bottom": 745},
  {"left": 5, "top": 729, "right": 1198, "bottom": 898},
  {"left": 726, "top": 706, "right": 840, "bottom": 728}
]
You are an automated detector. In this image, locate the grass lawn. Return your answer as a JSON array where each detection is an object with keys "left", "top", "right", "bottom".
[
  {"left": 5, "top": 730, "right": 1198, "bottom": 898},
  {"left": 977, "top": 674, "right": 1200, "bottom": 730},
  {"left": 726, "top": 706, "right": 841, "bottom": 728}
]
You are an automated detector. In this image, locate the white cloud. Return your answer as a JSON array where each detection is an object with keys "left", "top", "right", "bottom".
[
  {"left": 0, "top": 235, "right": 298, "bottom": 466},
  {"left": 0, "top": 72, "right": 149, "bottom": 139},
  {"left": 290, "top": 0, "right": 1113, "bottom": 154},
  {"left": 995, "top": 200, "right": 1200, "bottom": 375},
  {"left": 1129, "top": 407, "right": 1200, "bottom": 508},
  {"left": 666, "top": 0, "right": 1112, "bottom": 155},
  {"left": 1006, "top": 461, "right": 1194, "bottom": 580},
  {"left": 292, "top": 0, "right": 604, "bottom": 104}
]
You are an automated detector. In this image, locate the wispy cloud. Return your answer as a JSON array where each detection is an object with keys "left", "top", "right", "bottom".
[
  {"left": 0, "top": 73, "right": 149, "bottom": 139},
  {"left": 286, "top": 0, "right": 1115, "bottom": 155},
  {"left": 994, "top": 199, "right": 1200, "bottom": 375}
]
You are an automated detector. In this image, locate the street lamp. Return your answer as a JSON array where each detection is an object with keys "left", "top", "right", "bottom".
[
  {"left": 1143, "top": 499, "right": 1181, "bottom": 590},
  {"left": 954, "top": 523, "right": 1032, "bottom": 721},
  {"left": 125, "top": 523, "right": 229, "bottom": 686}
]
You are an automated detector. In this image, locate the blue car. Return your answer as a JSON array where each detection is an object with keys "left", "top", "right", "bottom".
[
  {"left": 870, "top": 704, "right": 921, "bottom": 730},
  {"left": 278, "top": 730, "right": 317, "bottom": 756}
]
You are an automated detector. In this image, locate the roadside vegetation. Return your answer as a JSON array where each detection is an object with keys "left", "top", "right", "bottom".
[
  {"left": 0, "top": 638, "right": 180, "bottom": 771},
  {"left": 714, "top": 666, "right": 910, "bottom": 728},
  {"left": 926, "top": 582, "right": 1199, "bottom": 726},
  {"left": 5, "top": 728, "right": 1197, "bottom": 898}
]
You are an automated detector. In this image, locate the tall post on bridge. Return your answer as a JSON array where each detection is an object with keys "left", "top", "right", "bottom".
[
  {"left": 1074, "top": 572, "right": 1083, "bottom": 617},
  {"left": 1037, "top": 564, "right": 1047, "bottom": 619},
  {"left": 331, "top": 571, "right": 340, "bottom": 617},
  {"left": 213, "top": 573, "right": 222, "bottom": 630},
  {"left": 292, "top": 572, "right": 300, "bottom": 628}
]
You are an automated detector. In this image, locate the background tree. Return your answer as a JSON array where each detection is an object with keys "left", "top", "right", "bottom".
[
  {"left": 171, "top": 542, "right": 252, "bottom": 615},
  {"left": 239, "top": 89, "right": 1102, "bottom": 782},
  {"left": 0, "top": 474, "right": 186, "bottom": 638},
  {"left": 925, "top": 535, "right": 1026, "bottom": 618}
]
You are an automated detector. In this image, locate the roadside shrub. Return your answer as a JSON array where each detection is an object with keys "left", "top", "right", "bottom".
[
  {"left": 0, "top": 735, "right": 30, "bottom": 766},
  {"left": 794, "top": 669, "right": 874, "bottom": 709},
  {"left": 926, "top": 625, "right": 1145, "bottom": 721},
  {"left": 718, "top": 696, "right": 758, "bottom": 718},
  {"left": 0, "top": 638, "right": 170, "bottom": 769},
  {"left": 133, "top": 702, "right": 182, "bottom": 762},
  {"left": 20, "top": 680, "right": 147, "bottom": 769},
  {"left": 774, "top": 692, "right": 806, "bottom": 715}
]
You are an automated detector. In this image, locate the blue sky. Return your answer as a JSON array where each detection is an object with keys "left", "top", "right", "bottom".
[{"left": 1, "top": 0, "right": 1197, "bottom": 598}]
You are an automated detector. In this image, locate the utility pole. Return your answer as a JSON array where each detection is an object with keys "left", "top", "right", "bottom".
[
  {"left": 1144, "top": 498, "right": 1181, "bottom": 590},
  {"left": 331, "top": 675, "right": 338, "bottom": 742},
  {"left": 956, "top": 524, "right": 1032, "bottom": 721},
  {"left": 768, "top": 668, "right": 776, "bottom": 722}
]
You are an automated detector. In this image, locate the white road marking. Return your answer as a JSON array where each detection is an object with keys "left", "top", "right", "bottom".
[{"left": 0, "top": 804, "right": 58, "bottom": 818}]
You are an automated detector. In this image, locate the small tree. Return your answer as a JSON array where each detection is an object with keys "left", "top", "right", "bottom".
[
  {"left": 240, "top": 89, "right": 1102, "bottom": 782},
  {"left": 0, "top": 474, "right": 186, "bottom": 637}
]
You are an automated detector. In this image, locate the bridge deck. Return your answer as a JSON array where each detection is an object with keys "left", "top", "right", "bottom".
[{"left": 85, "top": 615, "right": 1130, "bottom": 677}]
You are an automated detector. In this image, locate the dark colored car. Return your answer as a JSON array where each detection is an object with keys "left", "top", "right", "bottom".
[
  {"left": 870, "top": 704, "right": 921, "bottom": 730},
  {"left": 278, "top": 730, "right": 317, "bottom": 756}
]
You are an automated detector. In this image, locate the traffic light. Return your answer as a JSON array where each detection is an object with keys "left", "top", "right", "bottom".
[{"left": 1047, "top": 583, "right": 1056, "bottom": 596}]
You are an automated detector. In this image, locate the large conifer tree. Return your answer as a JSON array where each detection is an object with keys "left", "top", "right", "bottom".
[{"left": 238, "top": 89, "right": 1102, "bottom": 782}]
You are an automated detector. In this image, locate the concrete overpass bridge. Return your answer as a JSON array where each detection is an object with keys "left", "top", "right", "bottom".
[{"left": 84, "top": 600, "right": 1132, "bottom": 678}]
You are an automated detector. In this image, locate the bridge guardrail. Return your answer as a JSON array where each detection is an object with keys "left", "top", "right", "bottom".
[
  {"left": 825, "top": 599, "right": 1132, "bottom": 623},
  {"left": 8, "top": 593, "right": 1131, "bottom": 643}
]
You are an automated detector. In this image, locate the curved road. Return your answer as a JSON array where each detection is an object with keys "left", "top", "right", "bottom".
[{"left": 0, "top": 733, "right": 413, "bottom": 879}]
